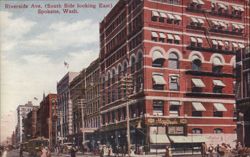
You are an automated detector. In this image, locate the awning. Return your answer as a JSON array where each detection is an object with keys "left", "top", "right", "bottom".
[
  {"left": 238, "top": 25, "right": 244, "bottom": 29},
  {"left": 219, "top": 22, "right": 227, "bottom": 28},
  {"left": 170, "top": 101, "right": 181, "bottom": 106},
  {"left": 169, "top": 136, "right": 207, "bottom": 143},
  {"left": 167, "top": 13, "right": 174, "bottom": 20},
  {"left": 212, "top": 21, "right": 219, "bottom": 26},
  {"left": 192, "top": 102, "right": 206, "bottom": 111},
  {"left": 152, "top": 11, "right": 160, "bottom": 17},
  {"left": 238, "top": 7, "right": 244, "bottom": 11},
  {"left": 191, "top": 17, "right": 198, "bottom": 23},
  {"left": 218, "top": 3, "right": 227, "bottom": 9},
  {"left": 225, "top": 41, "right": 229, "bottom": 45},
  {"left": 191, "top": 0, "right": 199, "bottom": 3},
  {"left": 191, "top": 37, "right": 197, "bottom": 42},
  {"left": 218, "top": 41, "right": 224, "bottom": 46},
  {"left": 159, "top": 32, "right": 166, "bottom": 38},
  {"left": 151, "top": 32, "right": 158, "bottom": 38},
  {"left": 197, "top": 38, "right": 203, "bottom": 43},
  {"left": 192, "top": 78, "right": 205, "bottom": 88},
  {"left": 232, "top": 5, "right": 239, "bottom": 11},
  {"left": 159, "top": 12, "right": 167, "bottom": 18},
  {"left": 232, "top": 42, "right": 238, "bottom": 48},
  {"left": 213, "top": 80, "right": 226, "bottom": 87},
  {"left": 174, "top": 15, "right": 182, "bottom": 21},
  {"left": 150, "top": 134, "right": 170, "bottom": 144},
  {"left": 174, "top": 35, "right": 181, "bottom": 41},
  {"left": 212, "top": 40, "right": 218, "bottom": 45},
  {"left": 232, "top": 23, "right": 239, "bottom": 29},
  {"left": 238, "top": 43, "right": 245, "bottom": 48},
  {"left": 197, "top": 18, "right": 204, "bottom": 24},
  {"left": 197, "top": 0, "right": 205, "bottom": 5},
  {"left": 213, "top": 103, "right": 227, "bottom": 111},
  {"left": 191, "top": 55, "right": 200, "bottom": 61},
  {"left": 167, "top": 34, "right": 174, "bottom": 40},
  {"left": 212, "top": 57, "right": 222, "bottom": 66},
  {"left": 152, "top": 74, "right": 166, "bottom": 85},
  {"left": 152, "top": 51, "right": 164, "bottom": 62}
]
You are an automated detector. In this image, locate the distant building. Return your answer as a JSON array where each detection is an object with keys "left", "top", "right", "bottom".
[
  {"left": 23, "top": 106, "right": 39, "bottom": 141},
  {"left": 57, "top": 72, "right": 79, "bottom": 143},
  {"left": 70, "top": 70, "right": 85, "bottom": 147},
  {"left": 16, "top": 101, "right": 35, "bottom": 144},
  {"left": 37, "top": 93, "right": 57, "bottom": 146}
]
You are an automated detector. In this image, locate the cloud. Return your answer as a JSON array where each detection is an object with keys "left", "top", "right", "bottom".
[
  {"left": 0, "top": 11, "right": 36, "bottom": 52},
  {"left": 25, "top": 19, "right": 99, "bottom": 52}
]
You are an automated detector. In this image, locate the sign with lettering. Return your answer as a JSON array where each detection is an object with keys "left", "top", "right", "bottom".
[{"left": 145, "top": 117, "right": 187, "bottom": 126}]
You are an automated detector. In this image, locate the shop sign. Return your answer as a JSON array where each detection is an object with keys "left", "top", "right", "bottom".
[{"left": 146, "top": 117, "right": 187, "bottom": 126}]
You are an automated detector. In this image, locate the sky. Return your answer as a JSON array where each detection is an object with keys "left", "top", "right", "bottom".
[{"left": 0, "top": 0, "right": 118, "bottom": 142}]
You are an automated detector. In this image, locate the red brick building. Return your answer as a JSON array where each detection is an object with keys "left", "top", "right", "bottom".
[
  {"left": 99, "top": 0, "right": 247, "bottom": 154},
  {"left": 38, "top": 93, "right": 57, "bottom": 147}
]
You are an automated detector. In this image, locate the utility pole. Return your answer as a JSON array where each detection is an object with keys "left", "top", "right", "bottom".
[{"left": 121, "top": 75, "right": 133, "bottom": 157}]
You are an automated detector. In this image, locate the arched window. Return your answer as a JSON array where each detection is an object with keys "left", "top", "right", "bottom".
[
  {"left": 191, "top": 55, "right": 202, "bottom": 71},
  {"left": 107, "top": 72, "right": 111, "bottom": 86},
  {"left": 152, "top": 50, "right": 165, "bottom": 67},
  {"left": 112, "top": 69, "right": 116, "bottom": 84},
  {"left": 214, "top": 128, "right": 223, "bottom": 134},
  {"left": 124, "top": 61, "right": 128, "bottom": 75},
  {"left": 168, "top": 52, "right": 179, "bottom": 69},
  {"left": 192, "top": 128, "right": 203, "bottom": 134},
  {"left": 131, "top": 56, "right": 136, "bottom": 73},
  {"left": 212, "top": 57, "right": 223, "bottom": 73},
  {"left": 137, "top": 53, "right": 143, "bottom": 70},
  {"left": 118, "top": 65, "right": 122, "bottom": 79}
]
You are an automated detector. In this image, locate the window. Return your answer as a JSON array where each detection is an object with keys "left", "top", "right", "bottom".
[
  {"left": 112, "top": 69, "right": 116, "bottom": 84},
  {"left": 159, "top": 33, "right": 166, "bottom": 43},
  {"left": 214, "top": 128, "right": 223, "bottom": 133},
  {"left": 169, "top": 101, "right": 180, "bottom": 117},
  {"left": 167, "top": 34, "right": 174, "bottom": 43},
  {"left": 112, "top": 111, "right": 116, "bottom": 123},
  {"left": 213, "top": 80, "right": 225, "bottom": 93},
  {"left": 107, "top": 73, "right": 111, "bottom": 86},
  {"left": 151, "top": 11, "right": 159, "bottom": 21},
  {"left": 152, "top": 73, "right": 166, "bottom": 90},
  {"left": 212, "top": 57, "right": 223, "bottom": 74},
  {"left": 151, "top": 32, "right": 158, "bottom": 42},
  {"left": 192, "top": 128, "right": 202, "bottom": 134},
  {"left": 123, "top": 62, "right": 128, "bottom": 75},
  {"left": 118, "top": 65, "right": 122, "bottom": 80},
  {"left": 168, "top": 52, "right": 179, "bottom": 69},
  {"left": 213, "top": 103, "right": 226, "bottom": 117},
  {"left": 174, "top": 35, "right": 181, "bottom": 44},
  {"left": 192, "top": 57, "right": 202, "bottom": 71},
  {"left": 190, "top": 37, "right": 197, "bottom": 47},
  {"left": 131, "top": 56, "right": 136, "bottom": 73},
  {"left": 191, "top": 78, "right": 205, "bottom": 93},
  {"left": 153, "top": 100, "right": 164, "bottom": 116},
  {"left": 169, "top": 75, "right": 179, "bottom": 91},
  {"left": 152, "top": 50, "right": 165, "bottom": 67},
  {"left": 137, "top": 53, "right": 143, "bottom": 70}
]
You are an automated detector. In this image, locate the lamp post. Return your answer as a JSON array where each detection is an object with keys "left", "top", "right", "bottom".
[
  {"left": 78, "top": 99, "right": 86, "bottom": 151},
  {"left": 120, "top": 74, "right": 133, "bottom": 157},
  {"left": 239, "top": 112, "right": 245, "bottom": 147}
]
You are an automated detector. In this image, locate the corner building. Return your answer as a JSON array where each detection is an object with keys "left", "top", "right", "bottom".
[{"left": 99, "top": 0, "right": 247, "bottom": 154}]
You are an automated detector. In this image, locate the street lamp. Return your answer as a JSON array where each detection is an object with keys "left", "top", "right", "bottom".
[
  {"left": 120, "top": 74, "right": 133, "bottom": 157},
  {"left": 238, "top": 112, "right": 245, "bottom": 147}
]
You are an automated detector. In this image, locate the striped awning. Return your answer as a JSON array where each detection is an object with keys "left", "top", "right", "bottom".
[
  {"left": 213, "top": 80, "right": 226, "bottom": 87},
  {"left": 159, "top": 32, "right": 166, "bottom": 38},
  {"left": 238, "top": 43, "right": 245, "bottom": 48},
  {"left": 151, "top": 32, "right": 158, "bottom": 38},
  {"left": 159, "top": 12, "right": 167, "bottom": 18},
  {"left": 174, "top": 15, "right": 182, "bottom": 21},
  {"left": 167, "top": 13, "right": 175, "bottom": 20},
  {"left": 213, "top": 103, "right": 227, "bottom": 112},
  {"left": 197, "top": 18, "right": 204, "bottom": 24},
  {"left": 197, "top": 38, "right": 203, "bottom": 43},
  {"left": 218, "top": 3, "right": 227, "bottom": 9},
  {"left": 192, "top": 78, "right": 206, "bottom": 88},
  {"left": 232, "top": 42, "right": 238, "bottom": 48},
  {"left": 218, "top": 41, "right": 224, "bottom": 46},
  {"left": 152, "top": 74, "right": 166, "bottom": 85},
  {"left": 174, "top": 35, "right": 181, "bottom": 41},
  {"left": 191, "top": 37, "right": 197, "bottom": 42},
  {"left": 212, "top": 40, "right": 218, "bottom": 45},
  {"left": 192, "top": 102, "right": 206, "bottom": 111},
  {"left": 152, "top": 11, "right": 160, "bottom": 17},
  {"left": 191, "top": 17, "right": 198, "bottom": 23},
  {"left": 167, "top": 34, "right": 174, "bottom": 40}
]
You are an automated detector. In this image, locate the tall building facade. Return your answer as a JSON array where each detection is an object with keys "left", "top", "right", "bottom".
[
  {"left": 57, "top": 72, "right": 79, "bottom": 142},
  {"left": 37, "top": 93, "right": 57, "bottom": 146},
  {"left": 84, "top": 58, "right": 100, "bottom": 148},
  {"left": 16, "top": 101, "right": 35, "bottom": 144},
  {"left": 23, "top": 106, "right": 39, "bottom": 141},
  {"left": 70, "top": 70, "right": 85, "bottom": 147},
  {"left": 98, "top": 0, "right": 246, "bottom": 153},
  {"left": 236, "top": 0, "right": 250, "bottom": 147}
]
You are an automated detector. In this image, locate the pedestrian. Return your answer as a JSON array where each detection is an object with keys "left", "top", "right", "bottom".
[
  {"left": 165, "top": 146, "right": 172, "bottom": 157},
  {"left": 70, "top": 146, "right": 77, "bottom": 157},
  {"left": 201, "top": 142, "right": 208, "bottom": 157},
  {"left": 40, "top": 146, "right": 48, "bottom": 157},
  {"left": 19, "top": 146, "right": 23, "bottom": 157}
]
